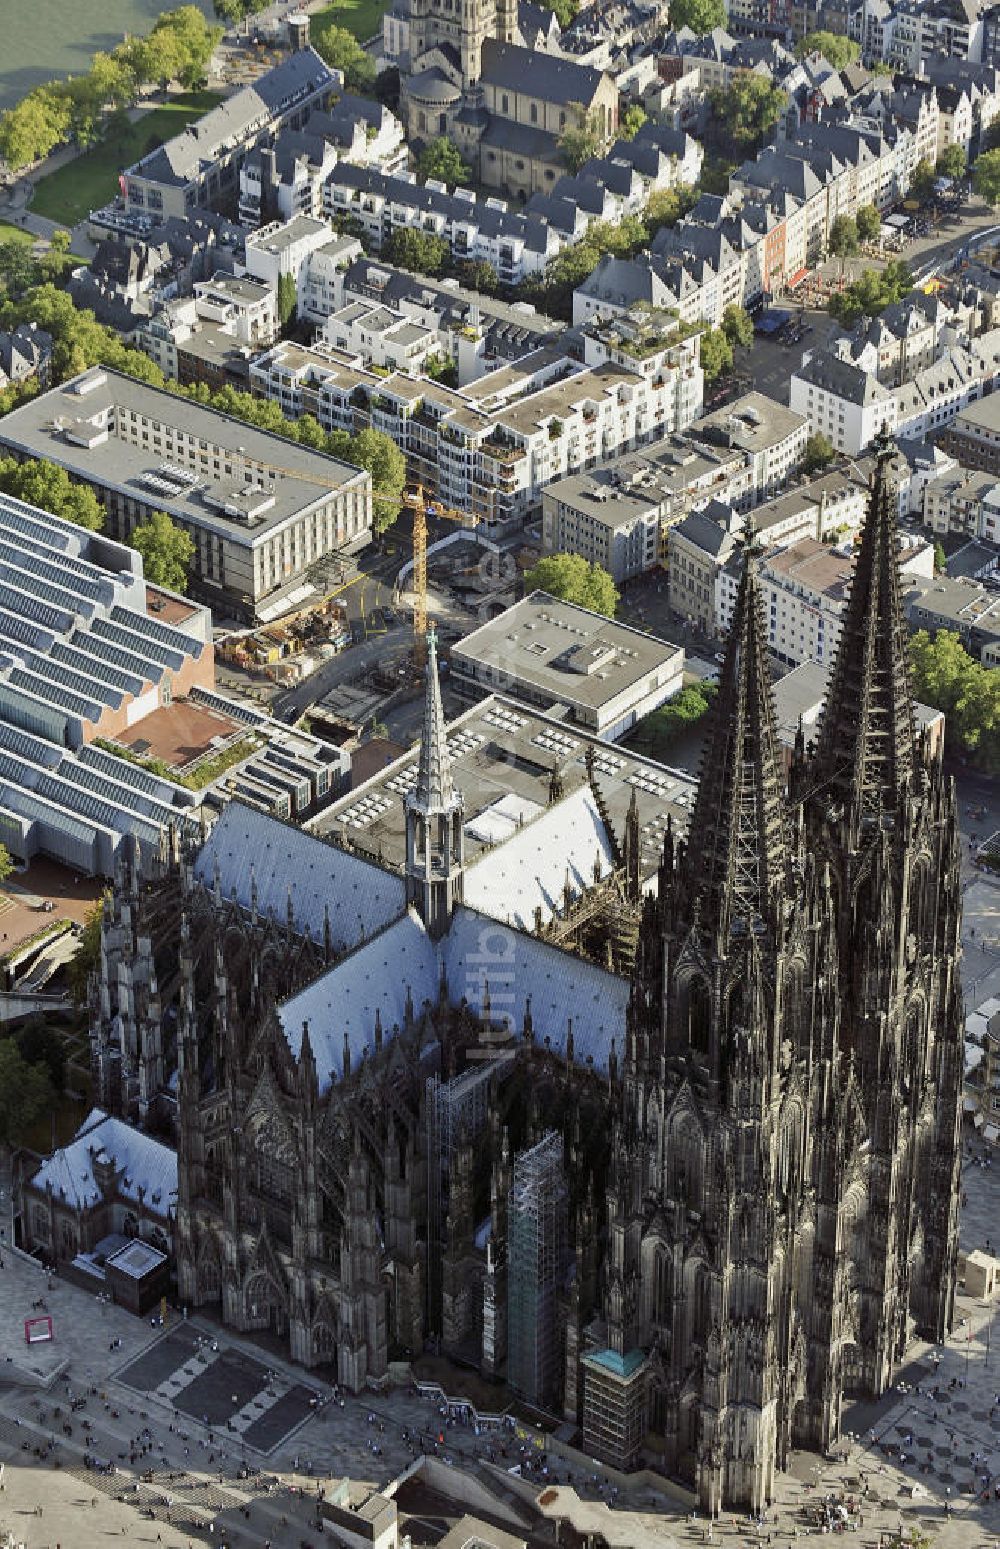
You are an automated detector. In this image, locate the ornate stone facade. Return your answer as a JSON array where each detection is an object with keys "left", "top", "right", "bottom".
[{"left": 585, "top": 431, "right": 964, "bottom": 1510}]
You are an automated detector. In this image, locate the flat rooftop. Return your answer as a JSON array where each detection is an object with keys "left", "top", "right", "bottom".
[
  {"left": 0, "top": 368, "right": 369, "bottom": 544},
  {"left": 310, "top": 689, "right": 698, "bottom": 883},
  {"left": 765, "top": 537, "right": 853, "bottom": 601},
  {"left": 690, "top": 390, "right": 807, "bottom": 452},
  {"left": 772, "top": 658, "right": 941, "bottom": 748},
  {"left": 452, "top": 591, "right": 682, "bottom": 713},
  {"left": 124, "top": 698, "right": 247, "bottom": 770}
]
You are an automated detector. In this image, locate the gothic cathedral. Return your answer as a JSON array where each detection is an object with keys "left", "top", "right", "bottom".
[{"left": 89, "top": 432, "right": 963, "bottom": 1516}]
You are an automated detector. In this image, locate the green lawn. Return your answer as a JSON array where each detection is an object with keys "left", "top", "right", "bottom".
[
  {"left": 313, "top": 0, "right": 389, "bottom": 43},
  {"left": 0, "top": 222, "right": 34, "bottom": 245},
  {"left": 31, "top": 91, "right": 224, "bottom": 228}
]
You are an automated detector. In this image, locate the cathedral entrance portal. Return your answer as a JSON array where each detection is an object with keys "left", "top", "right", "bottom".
[{"left": 245, "top": 1274, "right": 287, "bottom": 1337}]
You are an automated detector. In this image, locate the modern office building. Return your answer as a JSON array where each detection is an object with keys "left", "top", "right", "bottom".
[
  {"left": 450, "top": 592, "right": 684, "bottom": 740},
  {"left": 0, "top": 368, "right": 372, "bottom": 621}
]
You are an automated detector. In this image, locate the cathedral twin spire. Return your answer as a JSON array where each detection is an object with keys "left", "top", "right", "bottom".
[
  {"left": 686, "top": 525, "right": 787, "bottom": 940},
  {"left": 811, "top": 426, "right": 917, "bottom": 831},
  {"left": 683, "top": 428, "right": 916, "bottom": 944}
]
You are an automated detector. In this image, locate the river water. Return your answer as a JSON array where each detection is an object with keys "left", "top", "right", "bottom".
[{"left": 1, "top": 0, "right": 215, "bottom": 112}]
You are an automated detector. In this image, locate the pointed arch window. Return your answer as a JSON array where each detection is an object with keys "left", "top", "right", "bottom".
[{"left": 684, "top": 975, "right": 711, "bottom": 1057}]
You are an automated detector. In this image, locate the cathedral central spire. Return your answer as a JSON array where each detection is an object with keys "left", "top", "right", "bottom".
[
  {"left": 812, "top": 426, "right": 916, "bottom": 830},
  {"left": 405, "top": 628, "right": 465, "bottom": 936},
  {"left": 685, "top": 527, "right": 787, "bottom": 938},
  {"left": 412, "top": 628, "right": 457, "bottom": 815}
]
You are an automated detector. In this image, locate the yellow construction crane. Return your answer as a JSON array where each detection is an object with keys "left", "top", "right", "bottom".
[
  {"left": 397, "top": 485, "right": 476, "bottom": 671},
  {"left": 225, "top": 455, "right": 474, "bottom": 666}
]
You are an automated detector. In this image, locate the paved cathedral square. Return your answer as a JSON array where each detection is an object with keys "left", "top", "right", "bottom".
[{"left": 89, "top": 431, "right": 964, "bottom": 1514}]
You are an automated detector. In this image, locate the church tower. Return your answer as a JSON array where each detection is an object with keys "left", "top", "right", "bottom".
[
  {"left": 405, "top": 630, "right": 465, "bottom": 938},
  {"left": 586, "top": 434, "right": 964, "bottom": 1512},
  {"left": 802, "top": 427, "right": 963, "bottom": 1383}
]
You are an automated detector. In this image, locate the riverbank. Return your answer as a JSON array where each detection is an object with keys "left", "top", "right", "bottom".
[{"left": 0, "top": 0, "right": 215, "bottom": 113}]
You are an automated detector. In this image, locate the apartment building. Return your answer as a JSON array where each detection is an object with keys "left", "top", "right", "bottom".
[
  {"left": 667, "top": 504, "right": 742, "bottom": 633},
  {"left": 940, "top": 393, "right": 1000, "bottom": 473},
  {"left": 718, "top": 530, "right": 933, "bottom": 668},
  {"left": 122, "top": 50, "right": 336, "bottom": 223},
  {"left": 541, "top": 433, "right": 747, "bottom": 580},
  {"left": 0, "top": 369, "right": 372, "bottom": 622},
  {"left": 250, "top": 327, "right": 703, "bottom": 529},
  {"left": 687, "top": 392, "right": 810, "bottom": 506},
  {"left": 138, "top": 274, "right": 277, "bottom": 384},
  {"left": 790, "top": 353, "right": 898, "bottom": 454},
  {"left": 923, "top": 469, "right": 1000, "bottom": 537},
  {"left": 322, "top": 166, "right": 560, "bottom": 285},
  {"left": 297, "top": 235, "right": 366, "bottom": 324},
  {"left": 319, "top": 301, "right": 437, "bottom": 375},
  {"left": 243, "top": 214, "right": 334, "bottom": 288}
]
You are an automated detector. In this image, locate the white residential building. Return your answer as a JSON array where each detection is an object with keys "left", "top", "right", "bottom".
[
  {"left": 242, "top": 215, "right": 334, "bottom": 289},
  {"left": 319, "top": 301, "right": 437, "bottom": 374},
  {"left": 790, "top": 352, "right": 898, "bottom": 455},
  {"left": 716, "top": 531, "right": 934, "bottom": 668},
  {"left": 297, "top": 236, "right": 366, "bottom": 324}
]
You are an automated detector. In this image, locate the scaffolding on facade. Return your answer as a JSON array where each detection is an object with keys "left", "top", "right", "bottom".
[
  {"left": 425, "top": 1052, "right": 516, "bottom": 1331},
  {"left": 507, "top": 1129, "right": 568, "bottom": 1410}
]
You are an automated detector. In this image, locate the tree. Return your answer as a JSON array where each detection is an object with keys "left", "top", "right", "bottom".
[
  {"left": 0, "top": 457, "right": 104, "bottom": 530},
  {"left": 213, "top": 0, "right": 269, "bottom": 20},
  {"left": 828, "top": 215, "right": 859, "bottom": 257},
  {"left": 0, "top": 1038, "right": 51, "bottom": 1149},
  {"left": 794, "top": 32, "right": 860, "bottom": 68},
  {"left": 312, "top": 20, "right": 377, "bottom": 93},
  {"left": 417, "top": 137, "right": 471, "bottom": 186},
  {"left": 801, "top": 432, "right": 835, "bottom": 475},
  {"left": 708, "top": 72, "right": 788, "bottom": 152},
  {"left": 455, "top": 258, "right": 499, "bottom": 294},
  {"left": 699, "top": 326, "right": 734, "bottom": 383},
  {"left": 669, "top": 0, "right": 726, "bottom": 31},
  {"left": 0, "top": 88, "right": 73, "bottom": 171},
  {"left": 424, "top": 353, "right": 459, "bottom": 387},
  {"left": 0, "top": 241, "right": 41, "bottom": 302},
  {"left": 974, "top": 149, "right": 1000, "bottom": 209},
  {"left": 350, "top": 428, "right": 406, "bottom": 532},
  {"left": 631, "top": 682, "right": 716, "bottom": 753},
  {"left": 934, "top": 541, "right": 947, "bottom": 573},
  {"left": 131, "top": 510, "right": 195, "bottom": 592},
  {"left": 15, "top": 1016, "right": 65, "bottom": 1095},
  {"left": 382, "top": 227, "right": 449, "bottom": 275},
  {"left": 277, "top": 272, "right": 297, "bottom": 329},
  {"left": 145, "top": 6, "right": 222, "bottom": 90},
  {"left": 8, "top": 284, "right": 167, "bottom": 388},
  {"left": 855, "top": 203, "right": 881, "bottom": 242},
  {"left": 828, "top": 259, "right": 913, "bottom": 327},
  {"left": 620, "top": 104, "right": 647, "bottom": 141},
  {"left": 0, "top": 844, "right": 11, "bottom": 886},
  {"left": 523, "top": 553, "right": 619, "bottom": 616},
  {"left": 87, "top": 50, "right": 138, "bottom": 112},
  {"left": 909, "top": 629, "right": 1000, "bottom": 770},
  {"left": 68, "top": 897, "right": 105, "bottom": 1008},
  {"left": 869, "top": 59, "right": 893, "bottom": 75},
  {"left": 721, "top": 304, "right": 753, "bottom": 350},
  {"left": 558, "top": 107, "right": 603, "bottom": 172},
  {"left": 937, "top": 143, "right": 967, "bottom": 181},
  {"left": 551, "top": 0, "right": 580, "bottom": 26},
  {"left": 910, "top": 157, "right": 936, "bottom": 203},
  {"left": 644, "top": 182, "right": 698, "bottom": 238}
]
